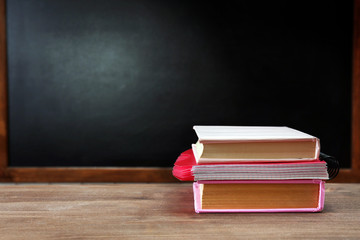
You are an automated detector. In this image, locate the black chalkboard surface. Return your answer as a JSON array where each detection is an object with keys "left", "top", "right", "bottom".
[{"left": 7, "top": 0, "right": 352, "bottom": 167}]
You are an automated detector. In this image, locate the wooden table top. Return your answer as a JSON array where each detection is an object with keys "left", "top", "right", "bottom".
[{"left": 0, "top": 183, "right": 359, "bottom": 239}]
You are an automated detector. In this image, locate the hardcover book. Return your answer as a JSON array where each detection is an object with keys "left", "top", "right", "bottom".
[
  {"left": 172, "top": 149, "right": 329, "bottom": 181},
  {"left": 193, "top": 126, "right": 320, "bottom": 163},
  {"left": 193, "top": 180, "right": 325, "bottom": 213}
]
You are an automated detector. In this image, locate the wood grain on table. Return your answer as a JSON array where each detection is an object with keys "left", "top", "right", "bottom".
[{"left": 0, "top": 183, "right": 359, "bottom": 239}]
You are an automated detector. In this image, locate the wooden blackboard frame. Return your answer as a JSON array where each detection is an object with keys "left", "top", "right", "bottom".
[{"left": 0, "top": 0, "right": 359, "bottom": 182}]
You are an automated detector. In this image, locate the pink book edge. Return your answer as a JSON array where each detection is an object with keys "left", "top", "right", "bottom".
[{"left": 193, "top": 180, "right": 325, "bottom": 213}]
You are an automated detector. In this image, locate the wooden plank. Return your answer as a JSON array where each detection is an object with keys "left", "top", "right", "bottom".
[
  {"left": 4, "top": 167, "right": 179, "bottom": 183},
  {"left": 0, "top": 167, "right": 355, "bottom": 183},
  {"left": 0, "top": 0, "right": 7, "bottom": 173},
  {"left": 353, "top": 0, "right": 360, "bottom": 171},
  {"left": 0, "top": 183, "right": 358, "bottom": 239},
  {"left": 328, "top": 169, "right": 360, "bottom": 183}
]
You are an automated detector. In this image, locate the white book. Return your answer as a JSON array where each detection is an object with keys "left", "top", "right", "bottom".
[{"left": 192, "top": 126, "right": 320, "bottom": 164}]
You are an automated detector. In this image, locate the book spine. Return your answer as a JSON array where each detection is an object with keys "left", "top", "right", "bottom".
[{"left": 193, "top": 182, "right": 201, "bottom": 213}]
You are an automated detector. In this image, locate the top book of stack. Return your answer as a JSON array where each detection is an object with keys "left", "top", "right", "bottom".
[{"left": 192, "top": 126, "right": 320, "bottom": 164}]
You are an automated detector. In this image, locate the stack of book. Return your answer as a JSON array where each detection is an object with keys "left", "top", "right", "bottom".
[{"left": 173, "top": 126, "right": 336, "bottom": 213}]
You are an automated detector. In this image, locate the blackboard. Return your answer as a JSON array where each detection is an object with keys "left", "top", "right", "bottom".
[{"left": 7, "top": 0, "right": 353, "bottom": 167}]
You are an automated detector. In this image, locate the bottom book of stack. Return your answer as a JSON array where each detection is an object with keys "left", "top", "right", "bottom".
[{"left": 193, "top": 180, "right": 325, "bottom": 213}]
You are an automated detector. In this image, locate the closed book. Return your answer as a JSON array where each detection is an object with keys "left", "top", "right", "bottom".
[
  {"left": 193, "top": 126, "right": 320, "bottom": 164},
  {"left": 193, "top": 180, "right": 325, "bottom": 213},
  {"left": 172, "top": 149, "right": 329, "bottom": 181}
]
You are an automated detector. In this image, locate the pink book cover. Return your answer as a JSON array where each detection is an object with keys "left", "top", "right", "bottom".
[{"left": 193, "top": 180, "right": 325, "bottom": 213}]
